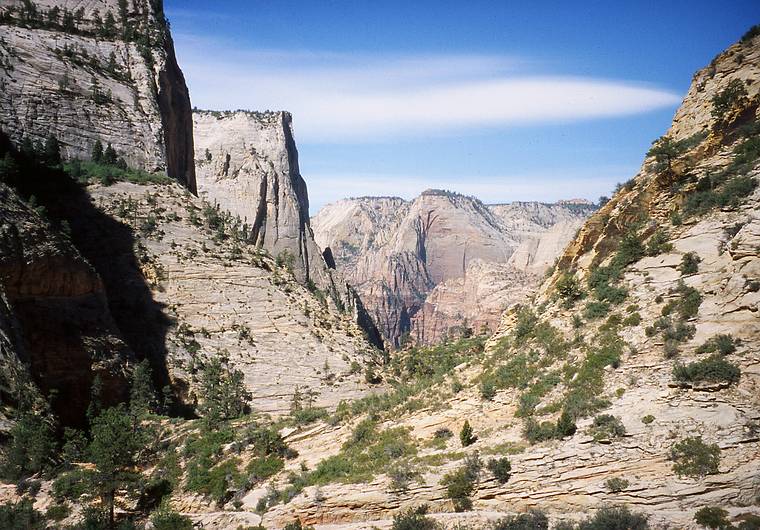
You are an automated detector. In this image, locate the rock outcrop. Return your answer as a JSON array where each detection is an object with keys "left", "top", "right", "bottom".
[
  {"left": 193, "top": 110, "right": 383, "bottom": 348},
  {"left": 85, "top": 181, "right": 379, "bottom": 415},
  {"left": 312, "top": 192, "right": 594, "bottom": 345},
  {"left": 0, "top": 0, "right": 196, "bottom": 190}
]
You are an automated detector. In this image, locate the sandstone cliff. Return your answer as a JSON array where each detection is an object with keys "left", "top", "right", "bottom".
[
  {"left": 83, "top": 181, "right": 379, "bottom": 416},
  {"left": 0, "top": 0, "right": 196, "bottom": 190},
  {"left": 312, "top": 192, "right": 593, "bottom": 346},
  {"left": 193, "top": 110, "right": 383, "bottom": 348}
]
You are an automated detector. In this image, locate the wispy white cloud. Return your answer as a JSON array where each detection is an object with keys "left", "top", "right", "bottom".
[
  {"left": 174, "top": 33, "right": 680, "bottom": 143},
  {"left": 306, "top": 167, "right": 635, "bottom": 213}
]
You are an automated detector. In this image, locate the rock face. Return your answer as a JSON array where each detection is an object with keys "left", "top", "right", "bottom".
[
  {"left": 0, "top": 183, "right": 131, "bottom": 426},
  {"left": 0, "top": 0, "right": 196, "bottom": 191},
  {"left": 193, "top": 110, "right": 383, "bottom": 348},
  {"left": 84, "top": 181, "right": 379, "bottom": 415},
  {"left": 312, "top": 191, "right": 593, "bottom": 345}
]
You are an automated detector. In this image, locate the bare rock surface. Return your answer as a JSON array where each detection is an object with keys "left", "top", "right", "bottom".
[
  {"left": 0, "top": 0, "right": 196, "bottom": 190},
  {"left": 313, "top": 192, "right": 593, "bottom": 345},
  {"left": 86, "top": 182, "right": 379, "bottom": 415}
]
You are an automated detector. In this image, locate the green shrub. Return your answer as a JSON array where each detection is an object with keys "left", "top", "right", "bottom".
[
  {"left": 486, "top": 457, "right": 511, "bottom": 484},
  {"left": 605, "top": 477, "right": 630, "bottom": 492},
  {"left": 662, "top": 281, "right": 702, "bottom": 320},
  {"left": 51, "top": 468, "right": 96, "bottom": 501},
  {"left": 641, "top": 415, "right": 655, "bottom": 425},
  {"left": 460, "top": 420, "right": 477, "bottom": 447},
  {"left": 391, "top": 505, "right": 439, "bottom": 530},
  {"left": 587, "top": 414, "right": 626, "bottom": 441},
  {"left": 695, "top": 334, "right": 737, "bottom": 355},
  {"left": 556, "top": 273, "right": 585, "bottom": 306},
  {"left": 673, "top": 354, "right": 740, "bottom": 386},
  {"left": 186, "top": 457, "right": 242, "bottom": 504},
  {"left": 45, "top": 504, "right": 70, "bottom": 522},
  {"left": 584, "top": 301, "right": 610, "bottom": 320},
  {"left": 664, "top": 340, "right": 680, "bottom": 359},
  {"left": 151, "top": 509, "right": 194, "bottom": 530},
  {"left": 613, "top": 229, "right": 645, "bottom": 267},
  {"left": 622, "top": 312, "right": 641, "bottom": 327},
  {"left": 693, "top": 507, "right": 730, "bottom": 530},
  {"left": 246, "top": 456, "right": 284, "bottom": 481},
  {"left": 711, "top": 79, "right": 748, "bottom": 122},
  {"left": 0, "top": 500, "right": 46, "bottom": 530},
  {"left": 576, "top": 505, "right": 649, "bottom": 530},
  {"left": 492, "top": 511, "right": 548, "bottom": 530},
  {"left": 388, "top": 462, "right": 420, "bottom": 493},
  {"left": 670, "top": 437, "right": 720, "bottom": 477},
  {"left": 440, "top": 454, "right": 481, "bottom": 512},
  {"left": 679, "top": 252, "right": 701, "bottom": 275},
  {"left": 524, "top": 411, "right": 576, "bottom": 443},
  {"left": 480, "top": 380, "right": 496, "bottom": 401},
  {"left": 646, "top": 229, "right": 673, "bottom": 256}
]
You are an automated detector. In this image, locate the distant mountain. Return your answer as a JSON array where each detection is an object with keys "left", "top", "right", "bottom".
[{"left": 312, "top": 190, "right": 595, "bottom": 346}]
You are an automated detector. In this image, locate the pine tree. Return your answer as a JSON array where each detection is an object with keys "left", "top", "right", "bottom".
[
  {"left": 47, "top": 6, "right": 60, "bottom": 26},
  {"left": 86, "top": 374, "right": 103, "bottom": 423},
  {"left": 91, "top": 139, "right": 104, "bottom": 162},
  {"left": 129, "top": 359, "right": 156, "bottom": 417},
  {"left": 103, "top": 11, "right": 117, "bottom": 38},
  {"left": 42, "top": 134, "right": 61, "bottom": 166},
  {"left": 107, "top": 51, "right": 118, "bottom": 74},
  {"left": 88, "top": 405, "right": 144, "bottom": 528},
  {"left": 459, "top": 420, "right": 476, "bottom": 447},
  {"left": 103, "top": 143, "right": 118, "bottom": 165},
  {"left": 0, "top": 413, "right": 56, "bottom": 480}
]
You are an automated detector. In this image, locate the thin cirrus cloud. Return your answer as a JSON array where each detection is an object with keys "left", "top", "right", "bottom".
[{"left": 174, "top": 33, "right": 681, "bottom": 144}]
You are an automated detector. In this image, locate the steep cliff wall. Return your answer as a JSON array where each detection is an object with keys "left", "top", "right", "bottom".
[
  {"left": 193, "top": 110, "right": 383, "bottom": 348},
  {"left": 313, "top": 192, "right": 594, "bottom": 345},
  {"left": 0, "top": 0, "right": 196, "bottom": 190}
]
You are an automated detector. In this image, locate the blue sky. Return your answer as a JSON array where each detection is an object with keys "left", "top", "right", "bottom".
[{"left": 165, "top": 1, "right": 758, "bottom": 212}]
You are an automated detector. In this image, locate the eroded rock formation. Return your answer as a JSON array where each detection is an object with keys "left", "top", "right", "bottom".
[{"left": 312, "top": 191, "right": 594, "bottom": 345}]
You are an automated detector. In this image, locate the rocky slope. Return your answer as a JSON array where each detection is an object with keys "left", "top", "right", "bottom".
[
  {"left": 193, "top": 110, "right": 383, "bottom": 348},
  {"left": 80, "top": 181, "right": 379, "bottom": 415},
  {"left": 0, "top": 0, "right": 196, "bottom": 190},
  {"left": 145, "top": 29, "right": 759, "bottom": 530},
  {"left": 312, "top": 192, "right": 593, "bottom": 346}
]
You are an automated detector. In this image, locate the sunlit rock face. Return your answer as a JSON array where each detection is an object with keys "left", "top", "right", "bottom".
[{"left": 313, "top": 190, "right": 594, "bottom": 346}]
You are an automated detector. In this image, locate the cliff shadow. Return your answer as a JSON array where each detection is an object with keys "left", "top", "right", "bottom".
[{"left": 0, "top": 132, "right": 185, "bottom": 418}]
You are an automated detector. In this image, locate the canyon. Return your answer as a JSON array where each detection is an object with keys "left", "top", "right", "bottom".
[
  {"left": 0, "top": 2, "right": 757, "bottom": 530},
  {"left": 312, "top": 193, "right": 594, "bottom": 346}
]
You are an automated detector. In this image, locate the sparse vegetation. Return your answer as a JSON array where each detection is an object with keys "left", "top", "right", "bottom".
[
  {"left": 696, "top": 334, "right": 737, "bottom": 355},
  {"left": 460, "top": 420, "right": 477, "bottom": 447},
  {"left": 679, "top": 252, "right": 701, "bottom": 275},
  {"left": 391, "top": 505, "right": 440, "bottom": 530},
  {"left": 673, "top": 354, "right": 741, "bottom": 386},
  {"left": 587, "top": 414, "right": 626, "bottom": 442},
  {"left": 605, "top": 477, "right": 630, "bottom": 493},
  {"left": 441, "top": 454, "right": 481, "bottom": 512},
  {"left": 670, "top": 437, "right": 721, "bottom": 478},
  {"left": 486, "top": 457, "right": 511, "bottom": 484}
]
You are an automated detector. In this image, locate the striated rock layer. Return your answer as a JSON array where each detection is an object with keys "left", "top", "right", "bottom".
[
  {"left": 312, "top": 191, "right": 593, "bottom": 346},
  {"left": 0, "top": 0, "right": 196, "bottom": 190},
  {"left": 193, "top": 110, "right": 383, "bottom": 348}
]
